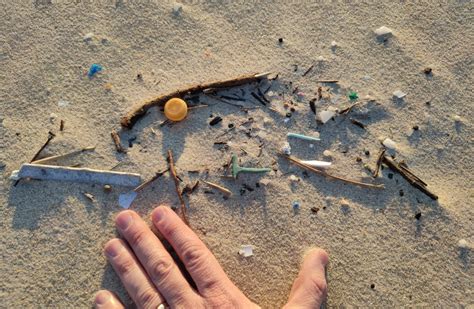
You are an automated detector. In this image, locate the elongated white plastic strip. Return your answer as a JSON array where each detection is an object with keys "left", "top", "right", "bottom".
[
  {"left": 300, "top": 160, "right": 332, "bottom": 168},
  {"left": 11, "top": 163, "right": 141, "bottom": 187}
]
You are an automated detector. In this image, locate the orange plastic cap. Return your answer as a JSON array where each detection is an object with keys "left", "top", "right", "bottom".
[{"left": 164, "top": 98, "right": 188, "bottom": 121}]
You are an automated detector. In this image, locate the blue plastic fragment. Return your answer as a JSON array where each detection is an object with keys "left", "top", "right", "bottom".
[
  {"left": 292, "top": 201, "right": 300, "bottom": 209},
  {"left": 87, "top": 64, "right": 103, "bottom": 78}
]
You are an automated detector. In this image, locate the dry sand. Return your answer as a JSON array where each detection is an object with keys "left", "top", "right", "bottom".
[{"left": 1, "top": 1, "right": 473, "bottom": 307}]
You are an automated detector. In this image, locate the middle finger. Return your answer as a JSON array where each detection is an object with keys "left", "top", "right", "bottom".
[{"left": 115, "top": 210, "right": 201, "bottom": 307}]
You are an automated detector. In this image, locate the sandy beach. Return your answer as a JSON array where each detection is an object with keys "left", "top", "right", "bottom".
[{"left": 1, "top": 1, "right": 473, "bottom": 307}]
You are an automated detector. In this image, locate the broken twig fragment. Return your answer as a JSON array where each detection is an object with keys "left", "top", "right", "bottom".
[
  {"left": 281, "top": 154, "right": 383, "bottom": 189},
  {"left": 201, "top": 179, "right": 232, "bottom": 197},
  {"left": 111, "top": 130, "right": 126, "bottom": 153},
  {"left": 372, "top": 149, "right": 385, "bottom": 178},
  {"left": 121, "top": 72, "right": 270, "bottom": 129},
  {"left": 168, "top": 150, "right": 189, "bottom": 225},
  {"left": 31, "top": 146, "right": 96, "bottom": 165},
  {"left": 382, "top": 156, "right": 438, "bottom": 200},
  {"left": 11, "top": 163, "right": 141, "bottom": 187}
]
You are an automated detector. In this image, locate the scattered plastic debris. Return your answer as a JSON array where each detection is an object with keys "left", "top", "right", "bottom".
[
  {"left": 287, "top": 132, "right": 321, "bottom": 142},
  {"left": 317, "top": 110, "right": 336, "bottom": 124},
  {"left": 104, "top": 83, "right": 113, "bottom": 91},
  {"left": 289, "top": 175, "right": 300, "bottom": 182},
  {"left": 238, "top": 245, "right": 254, "bottom": 257},
  {"left": 458, "top": 239, "right": 469, "bottom": 249},
  {"left": 281, "top": 142, "right": 292, "bottom": 155},
  {"left": 10, "top": 163, "right": 141, "bottom": 187},
  {"left": 83, "top": 192, "right": 95, "bottom": 202},
  {"left": 83, "top": 32, "right": 95, "bottom": 41},
  {"left": 393, "top": 90, "right": 407, "bottom": 99},
  {"left": 164, "top": 98, "right": 188, "bottom": 122},
  {"left": 58, "top": 99, "right": 70, "bottom": 107},
  {"left": 453, "top": 115, "right": 462, "bottom": 123},
  {"left": 348, "top": 91, "right": 359, "bottom": 101},
  {"left": 231, "top": 154, "right": 271, "bottom": 178},
  {"left": 374, "top": 26, "right": 393, "bottom": 39},
  {"left": 331, "top": 41, "right": 338, "bottom": 48},
  {"left": 292, "top": 200, "right": 301, "bottom": 210},
  {"left": 300, "top": 160, "right": 332, "bottom": 168},
  {"left": 87, "top": 64, "right": 103, "bottom": 78},
  {"left": 382, "top": 138, "right": 397, "bottom": 150},
  {"left": 119, "top": 191, "right": 138, "bottom": 209}
]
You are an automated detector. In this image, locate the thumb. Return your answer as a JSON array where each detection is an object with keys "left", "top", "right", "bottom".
[{"left": 283, "top": 248, "right": 329, "bottom": 309}]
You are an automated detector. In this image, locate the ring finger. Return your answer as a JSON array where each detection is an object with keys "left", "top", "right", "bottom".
[{"left": 104, "top": 238, "right": 165, "bottom": 308}]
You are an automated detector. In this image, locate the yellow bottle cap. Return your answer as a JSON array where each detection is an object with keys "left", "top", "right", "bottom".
[{"left": 164, "top": 98, "right": 188, "bottom": 121}]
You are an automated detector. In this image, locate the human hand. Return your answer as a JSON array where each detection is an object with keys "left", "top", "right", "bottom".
[{"left": 94, "top": 206, "right": 328, "bottom": 309}]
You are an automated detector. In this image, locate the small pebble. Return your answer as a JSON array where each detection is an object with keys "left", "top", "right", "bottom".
[
  {"left": 356, "top": 157, "right": 362, "bottom": 162},
  {"left": 453, "top": 115, "right": 462, "bottom": 123},
  {"left": 374, "top": 26, "right": 393, "bottom": 38},
  {"left": 370, "top": 283, "right": 375, "bottom": 289},
  {"left": 83, "top": 193, "right": 95, "bottom": 202},
  {"left": 209, "top": 116, "right": 223, "bottom": 126},
  {"left": 278, "top": 38, "right": 283, "bottom": 43},
  {"left": 286, "top": 112, "right": 292, "bottom": 118},
  {"left": 172, "top": 3, "right": 183, "bottom": 15},
  {"left": 311, "top": 207, "right": 320, "bottom": 214},
  {"left": 412, "top": 125, "right": 419, "bottom": 131},
  {"left": 103, "top": 185, "right": 112, "bottom": 193},
  {"left": 292, "top": 201, "right": 301, "bottom": 210},
  {"left": 317, "top": 110, "right": 336, "bottom": 124},
  {"left": 289, "top": 175, "right": 300, "bottom": 182},
  {"left": 388, "top": 173, "right": 394, "bottom": 179},
  {"left": 364, "top": 150, "right": 370, "bottom": 156},
  {"left": 323, "top": 150, "right": 333, "bottom": 158},
  {"left": 49, "top": 113, "right": 57, "bottom": 123},
  {"left": 317, "top": 55, "right": 325, "bottom": 62},
  {"left": 281, "top": 142, "right": 291, "bottom": 155},
  {"left": 260, "top": 179, "right": 271, "bottom": 186},
  {"left": 414, "top": 212, "right": 421, "bottom": 220},
  {"left": 228, "top": 123, "right": 234, "bottom": 129},
  {"left": 331, "top": 41, "right": 338, "bottom": 48},
  {"left": 399, "top": 189, "right": 404, "bottom": 196},
  {"left": 423, "top": 67, "right": 432, "bottom": 75}
]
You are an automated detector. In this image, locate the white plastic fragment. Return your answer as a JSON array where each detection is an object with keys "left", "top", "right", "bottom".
[
  {"left": 331, "top": 41, "right": 338, "bottom": 48},
  {"left": 11, "top": 163, "right": 142, "bottom": 187},
  {"left": 393, "top": 90, "right": 407, "bottom": 99},
  {"left": 281, "top": 142, "right": 292, "bottom": 155},
  {"left": 238, "top": 245, "right": 254, "bottom": 257},
  {"left": 300, "top": 160, "right": 332, "bottom": 168},
  {"left": 317, "top": 110, "right": 336, "bottom": 124},
  {"left": 119, "top": 191, "right": 138, "bottom": 209},
  {"left": 457, "top": 239, "right": 469, "bottom": 249},
  {"left": 58, "top": 99, "right": 70, "bottom": 107},
  {"left": 382, "top": 138, "right": 397, "bottom": 150},
  {"left": 287, "top": 132, "right": 321, "bottom": 142},
  {"left": 374, "top": 26, "right": 393, "bottom": 38},
  {"left": 83, "top": 32, "right": 95, "bottom": 41},
  {"left": 453, "top": 115, "right": 462, "bottom": 122},
  {"left": 317, "top": 55, "right": 326, "bottom": 62}
]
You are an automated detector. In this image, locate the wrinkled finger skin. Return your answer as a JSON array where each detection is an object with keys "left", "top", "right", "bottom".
[{"left": 96, "top": 205, "right": 328, "bottom": 309}]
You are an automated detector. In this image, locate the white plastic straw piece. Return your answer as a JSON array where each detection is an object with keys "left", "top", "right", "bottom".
[
  {"left": 11, "top": 163, "right": 141, "bottom": 187},
  {"left": 300, "top": 160, "right": 332, "bottom": 168},
  {"left": 287, "top": 132, "right": 321, "bottom": 142}
]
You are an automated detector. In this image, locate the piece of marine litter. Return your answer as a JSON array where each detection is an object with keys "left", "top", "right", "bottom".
[
  {"left": 87, "top": 64, "right": 103, "bottom": 78},
  {"left": 287, "top": 132, "right": 321, "bottom": 142},
  {"left": 238, "top": 245, "right": 254, "bottom": 257},
  {"left": 10, "top": 163, "right": 141, "bottom": 187},
  {"left": 231, "top": 154, "right": 271, "bottom": 178}
]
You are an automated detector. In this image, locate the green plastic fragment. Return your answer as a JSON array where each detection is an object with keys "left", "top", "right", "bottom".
[{"left": 348, "top": 91, "right": 359, "bottom": 101}]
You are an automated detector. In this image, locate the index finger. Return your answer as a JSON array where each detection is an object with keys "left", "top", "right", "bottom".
[{"left": 151, "top": 206, "right": 233, "bottom": 296}]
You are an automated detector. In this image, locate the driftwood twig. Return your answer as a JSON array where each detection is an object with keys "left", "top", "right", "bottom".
[
  {"left": 167, "top": 150, "right": 189, "bottom": 225},
  {"left": 282, "top": 154, "right": 384, "bottom": 189},
  {"left": 372, "top": 149, "right": 386, "bottom": 178},
  {"left": 382, "top": 156, "right": 438, "bottom": 200},
  {"left": 121, "top": 72, "right": 270, "bottom": 129},
  {"left": 111, "top": 130, "right": 126, "bottom": 153}
]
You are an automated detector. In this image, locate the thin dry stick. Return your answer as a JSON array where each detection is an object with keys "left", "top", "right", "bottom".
[
  {"left": 31, "top": 146, "right": 96, "bottom": 164},
  {"left": 302, "top": 64, "right": 314, "bottom": 77},
  {"left": 382, "top": 156, "right": 438, "bottom": 200},
  {"left": 121, "top": 72, "right": 271, "bottom": 129},
  {"left": 133, "top": 169, "right": 168, "bottom": 192},
  {"left": 201, "top": 180, "right": 232, "bottom": 197},
  {"left": 168, "top": 150, "right": 189, "bottom": 225},
  {"left": 317, "top": 80, "right": 339, "bottom": 83},
  {"left": 283, "top": 154, "right": 384, "bottom": 189},
  {"left": 111, "top": 130, "right": 126, "bottom": 153},
  {"left": 14, "top": 131, "right": 56, "bottom": 186},
  {"left": 372, "top": 149, "right": 386, "bottom": 178}
]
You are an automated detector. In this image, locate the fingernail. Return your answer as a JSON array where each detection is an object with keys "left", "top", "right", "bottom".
[
  {"left": 95, "top": 290, "right": 111, "bottom": 305},
  {"left": 152, "top": 207, "right": 165, "bottom": 223},
  {"left": 116, "top": 212, "right": 133, "bottom": 230},
  {"left": 105, "top": 240, "right": 123, "bottom": 258}
]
